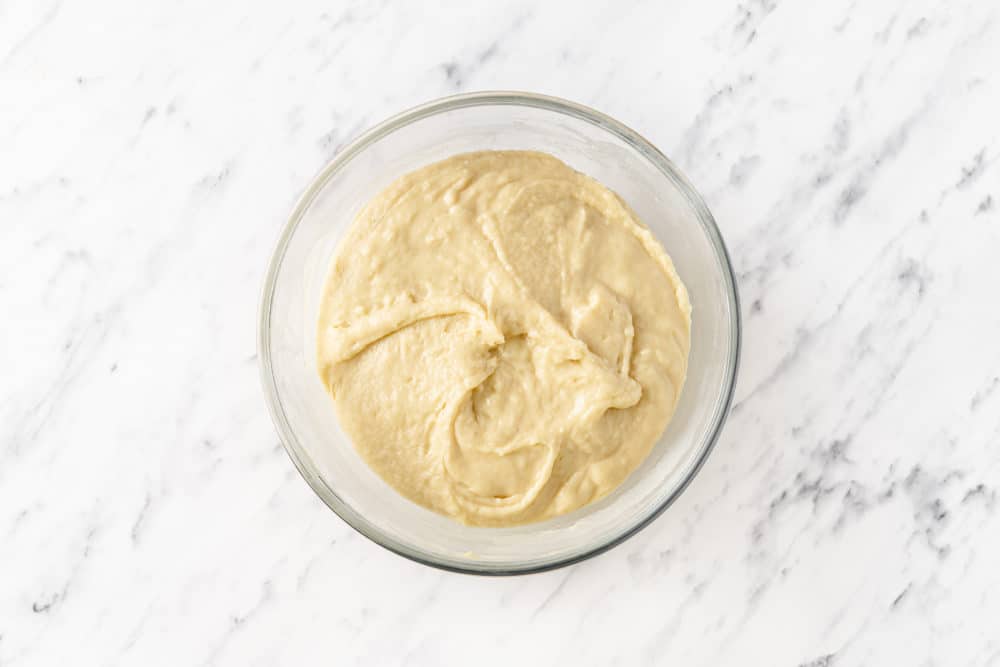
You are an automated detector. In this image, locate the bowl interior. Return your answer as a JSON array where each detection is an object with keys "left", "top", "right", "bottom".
[{"left": 261, "top": 93, "right": 739, "bottom": 573}]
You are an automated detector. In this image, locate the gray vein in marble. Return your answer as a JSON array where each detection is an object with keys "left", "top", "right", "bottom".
[
  {"left": 957, "top": 148, "right": 988, "bottom": 188},
  {"left": 295, "top": 537, "right": 340, "bottom": 593},
  {"left": 681, "top": 74, "right": 757, "bottom": 167},
  {"left": 31, "top": 525, "right": 97, "bottom": 616},
  {"left": 200, "top": 580, "right": 274, "bottom": 667},
  {"left": 901, "top": 465, "right": 965, "bottom": 559},
  {"left": 531, "top": 567, "right": 577, "bottom": 618},
  {"left": 1, "top": 0, "right": 62, "bottom": 65},
  {"left": 874, "top": 13, "right": 900, "bottom": 45},
  {"left": 734, "top": 222, "right": 916, "bottom": 410},
  {"left": 728, "top": 154, "right": 761, "bottom": 187},
  {"left": 832, "top": 120, "right": 910, "bottom": 224},
  {"left": 970, "top": 376, "right": 1000, "bottom": 411},
  {"left": 193, "top": 160, "right": 237, "bottom": 194},
  {"left": 5, "top": 507, "right": 32, "bottom": 540},
  {"left": 438, "top": 10, "right": 531, "bottom": 91},
  {"left": 731, "top": 0, "right": 778, "bottom": 47},
  {"left": 962, "top": 484, "right": 997, "bottom": 508},
  {"left": 890, "top": 582, "right": 912, "bottom": 608},
  {"left": 317, "top": 117, "right": 369, "bottom": 158},
  {"left": 130, "top": 492, "right": 152, "bottom": 544},
  {"left": 642, "top": 574, "right": 709, "bottom": 662},
  {"left": 829, "top": 315, "right": 937, "bottom": 445},
  {"left": 119, "top": 606, "right": 154, "bottom": 655},
  {"left": 906, "top": 17, "right": 930, "bottom": 40},
  {"left": 5, "top": 305, "right": 120, "bottom": 460}
]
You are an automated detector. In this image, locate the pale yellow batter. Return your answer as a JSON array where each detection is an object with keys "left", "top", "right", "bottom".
[{"left": 317, "top": 151, "right": 690, "bottom": 526}]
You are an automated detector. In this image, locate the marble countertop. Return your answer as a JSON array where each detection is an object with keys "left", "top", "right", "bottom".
[{"left": 4, "top": 0, "right": 999, "bottom": 664}]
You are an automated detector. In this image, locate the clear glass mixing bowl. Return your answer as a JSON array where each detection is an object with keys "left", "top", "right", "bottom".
[{"left": 259, "top": 91, "right": 740, "bottom": 574}]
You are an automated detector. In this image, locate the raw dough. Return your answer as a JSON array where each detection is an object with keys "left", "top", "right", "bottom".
[{"left": 317, "top": 151, "right": 690, "bottom": 526}]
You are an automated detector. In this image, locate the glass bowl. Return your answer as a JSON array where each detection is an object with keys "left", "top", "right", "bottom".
[{"left": 259, "top": 91, "right": 740, "bottom": 574}]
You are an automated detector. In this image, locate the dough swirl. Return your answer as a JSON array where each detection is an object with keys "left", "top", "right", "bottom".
[{"left": 317, "top": 151, "right": 690, "bottom": 526}]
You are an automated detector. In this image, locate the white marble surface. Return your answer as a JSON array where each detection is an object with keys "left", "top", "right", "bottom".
[{"left": 3, "top": 0, "right": 1000, "bottom": 664}]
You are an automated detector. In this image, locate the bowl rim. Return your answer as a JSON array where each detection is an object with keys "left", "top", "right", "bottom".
[{"left": 258, "top": 90, "right": 741, "bottom": 575}]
